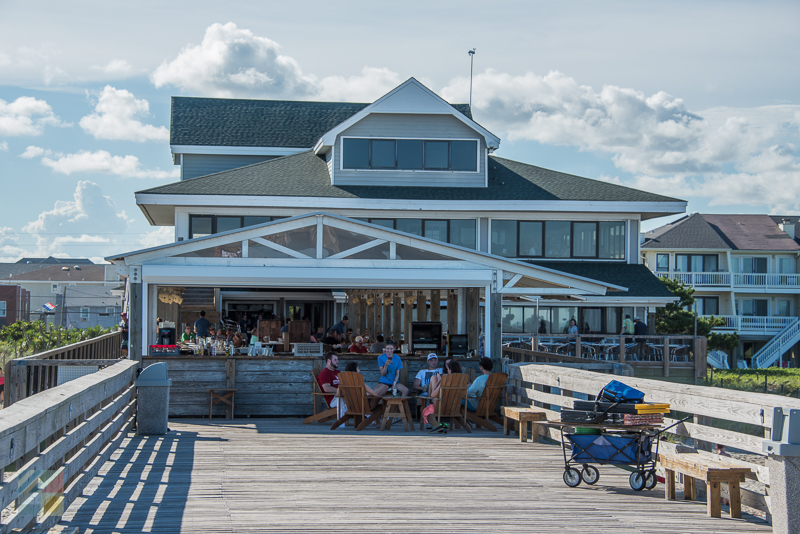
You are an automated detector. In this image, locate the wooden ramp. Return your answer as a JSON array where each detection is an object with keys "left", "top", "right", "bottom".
[{"left": 58, "top": 419, "right": 771, "bottom": 533}]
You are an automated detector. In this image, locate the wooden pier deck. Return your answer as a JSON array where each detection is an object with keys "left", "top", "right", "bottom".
[{"left": 58, "top": 419, "right": 771, "bottom": 533}]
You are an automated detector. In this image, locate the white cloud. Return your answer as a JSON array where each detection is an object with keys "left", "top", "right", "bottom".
[
  {"left": 0, "top": 140, "right": 7, "bottom": 151},
  {"left": 19, "top": 145, "right": 48, "bottom": 159},
  {"left": 79, "top": 86, "right": 169, "bottom": 142},
  {"left": 0, "top": 227, "right": 19, "bottom": 245},
  {"left": 440, "top": 70, "right": 800, "bottom": 212},
  {"left": 21, "top": 181, "right": 132, "bottom": 258},
  {"left": 138, "top": 226, "right": 174, "bottom": 249},
  {"left": 0, "top": 96, "right": 66, "bottom": 136},
  {"left": 151, "top": 22, "right": 316, "bottom": 99},
  {"left": 316, "top": 68, "right": 403, "bottom": 102},
  {"left": 97, "top": 59, "right": 135, "bottom": 77},
  {"left": 40, "top": 150, "right": 179, "bottom": 179}
]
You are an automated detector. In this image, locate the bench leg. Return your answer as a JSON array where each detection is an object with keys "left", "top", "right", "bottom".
[
  {"left": 520, "top": 420, "right": 528, "bottom": 443},
  {"left": 665, "top": 469, "right": 676, "bottom": 500},
  {"left": 684, "top": 476, "right": 696, "bottom": 500},
  {"left": 707, "top": 481, "right": 721, "bottom": 518},
  {"left": 504, "top": 415, "right": 510, "bottom": 436},
  {"left": 728, "top": 480, "right": 742, "bottom": 518},
  {"left": 531, "top": 421, "right": 540, "bottom": 442}
]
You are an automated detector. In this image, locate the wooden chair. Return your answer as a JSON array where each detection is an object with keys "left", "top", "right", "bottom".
[
  {"left": 302, "top": 368, "right": 338, "bottom": 424},
  {"left": 331, "top": 371, "right": 381, "bottom": 431},
  {"left": 426, "top": 373, "right": 471, "bottom": 433},
  {"left": 466, "top": 372, "right": 508, "bottom": 431}
]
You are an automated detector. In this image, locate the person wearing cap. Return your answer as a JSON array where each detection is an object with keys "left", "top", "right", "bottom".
[
  {"left": 413, "top": 353, "right": 442, "bottom": 395},
  {"left": 348, "top": 336, "right": 368, "bottom": 353}
]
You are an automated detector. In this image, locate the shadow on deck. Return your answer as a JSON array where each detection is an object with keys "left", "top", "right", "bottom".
[{"left": 59, "top": 418, "right": 772, "bottom": 533}]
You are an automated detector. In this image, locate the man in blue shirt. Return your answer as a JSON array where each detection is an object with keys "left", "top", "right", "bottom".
[
  {"left": 373, "top": 341, "right": 408, "bottom": 400},
  {"left": 194, "top": 311, "right": 211, "bottom": 337},
  {"left": 466, "top": 357, "right": 493, "bottom": 411},
  {"left": 331, "top": 316, "right": 349, "bottom": 335}
]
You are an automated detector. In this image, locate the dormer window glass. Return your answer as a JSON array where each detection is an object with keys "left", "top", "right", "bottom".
[{"left": 342, "top": 138, "right": 478, "bottom": 172}]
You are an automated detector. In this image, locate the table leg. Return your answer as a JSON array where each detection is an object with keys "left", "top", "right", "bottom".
[
  {"left": 684, "top": 476, "right": 696, "bottom": 500},
  {"left": 728, "top": 480, "right": 742, "bottom": 518},
  {"left": 665, "top": 469, "right": 676, "bottom": 500},
  {"left": 209, "top": 392, "right": 213, "bottom": 419},
  {"left": 707, "top": 481, "right": 721, "bottom": 518},
  {"left": 403, "top": 400, "right": 414, "bottom": 432},
  {"left": 532, "top": 420, "right": 541, "bottom": 442},
  {"left": 520, "top": 420, "right": 528, "bottom": 443},
  {"left": 503, "top": 415, "right": 509, "bottom": 436}
]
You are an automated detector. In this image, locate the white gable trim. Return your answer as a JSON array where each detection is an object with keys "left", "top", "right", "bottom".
[{"left": 315, "top": 78, "right": 500, "bottom": 152}]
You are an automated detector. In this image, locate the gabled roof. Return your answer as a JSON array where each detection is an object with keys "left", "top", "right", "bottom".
[
  {"left": 138, "top": 151, "right": 681, "bottom": 204},
  {"left": 643, "top": 213, "right": 800, "bottom": 251},
  {"left": 10, "top": 265, "right": 107, "bottom": 282},
  {"left": 170, "top": 95, "right": 472, "bottom": 148}
]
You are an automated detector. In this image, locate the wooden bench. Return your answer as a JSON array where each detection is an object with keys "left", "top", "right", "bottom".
[
  {"left": 658, "top": 452, "right": 752, "bottom": 518},
  {"left": 502, "top": 407, "right": 546, "bottom": 442},
  {"left": 207, "top": 388, "right": 238, "bottom": 420}
]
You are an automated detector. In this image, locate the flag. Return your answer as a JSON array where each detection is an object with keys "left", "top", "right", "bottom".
[{"left": 43, "top": 302, "right": 56, "bottom": 311}]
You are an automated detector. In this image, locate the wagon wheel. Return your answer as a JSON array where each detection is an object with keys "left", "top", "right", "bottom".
[
  {"left": 645, "top": 470, "right": 658, "bottom": 490},
  {"left": 581, "top": 465, "right": 600, "bottom": 485},
  {"left": 629, "top": 471, "right": 646, "bottom": 491},
  {"left": 563, "top": 468, "right": 582, "bottom": 487}
]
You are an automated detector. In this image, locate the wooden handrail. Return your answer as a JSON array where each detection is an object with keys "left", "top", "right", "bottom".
[
  {"left": 507, "top": 362, "right": 800, "bottom": 516},
  {"left": 0, "top": 360, "right": 138, "bottom": 533},
  {"left": 4, "top": 331, "right": 125, "bottom": 408}
]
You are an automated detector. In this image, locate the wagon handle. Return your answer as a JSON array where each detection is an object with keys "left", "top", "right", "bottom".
[{"left": 656, "top": 414, "right": 693, "bottom": 436}]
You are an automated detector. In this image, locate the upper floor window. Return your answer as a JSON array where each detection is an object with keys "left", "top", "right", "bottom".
[
  {"left": 0, "top": 301, "right": 6, "bottom": 318},
  {"left": 189, "top": 215, "right": 283, "bottom": 239},
  {"left": 656, "top": 254, "right": 669, "bottom": 272},
  {"left": 358, "top": 218, "right": 476, "bottom": 249},
  {"left": 675, "top": 254, "right": 718, "bottom": 272},
  {"left": 342, "top": 138, "right": 478, "bottom": 172},
  {"left": 491, "top": 220, "right": 626, "bottom": 260},
  {"left": 741, "top": 257, "right": 767, "bottom": 274}
]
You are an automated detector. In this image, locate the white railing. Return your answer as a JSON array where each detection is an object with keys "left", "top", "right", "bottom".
[
  {"left": 707, "top": 349, "right": 730, "bottom": 369},
  {"left": 661, "top": 271, "right": 800, "bottom": 290},
  {"left": 752, "top": 317, "right": 800, "bottom": 368},
  {"left": 704, "top": 315, "right": 795, "bottom": 334}
]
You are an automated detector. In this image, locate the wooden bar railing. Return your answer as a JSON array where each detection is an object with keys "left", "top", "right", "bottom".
[
  {"left": 507, "top": 362, "right": 800, "bottom": 519},
  {"left": 0, "top": 360, "right": 138, "bottom": 533},
  {"left": 4, "top": 331, "right": 124, "bottom": 408}
]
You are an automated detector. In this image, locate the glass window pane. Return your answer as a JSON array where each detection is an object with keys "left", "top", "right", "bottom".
[
  {"left": 676, "top": 255, "right": 689, "bottom": 272},
  {"left": 599, "top": 221, "right": 626, "bottom": 259},
  {"left": 742, "top": 257, "right": 753, "bottom": 273},
  {"left": 397, "top": 140, "right": 423, "bottom": 170},
  {"left": 656, "top": 254, "right": 669, "bottom": 271},
  {"left": 545, "top": 221, "right": 571, "bottom": 258},
  {"left": 552, "top": 307, "right": 578, "bottom": 335},
  {"left": 502, "top": 306, "right": 524, "bottom": 333},
  {"left": 755, "top": 299, "right": 768, "bottom": 316},
  {"left": 581, "top": 308, "right": 602, "bottom": 334},
  {"left": 371, "top": 139, "right": 396, "bottom": 169},
  {"left": 704, "top": 255, "right": 718, "bottom": 272},
  {"left": 704, "top": 297, "right": 719, "bottom": 316},
  {"left": 217, "top": 216, "right": 242, "bottom": 233},
  {"left": 691, "top": 255, "right": 704, "bottom": 272},
  {"left": 605, "top": 308, "right": 620, "bottom": 334},
  {"left": 754, "top": 258, "right": 767, "bottom": 273},
  {"left": 370, "top": 219, "right": 394, "bottom": 229},
  {"left": 491, "top": 220, "right": 517, "bottom": 258},
  {"left": 242, "top": 216, "right": 271, "bottom": 227},
  {"left": 449, "top": 220, "right": 476, "bottom": 249},
  {"left": 396, "top": 219, "right": 422, "bottom": 236},
  {"left": 778, "top": 258, "right": 793, "bottom": 273},
  {"left": 424, "top": 220, "right": 448, "bottom": 243},
  {"left": 190, "top": 216, "right": 213, "bottom": 238},
  {"left": 450, "top": 140, "right": 477, "bottom": 171},
  {"left": 424, "top": 141, "right": 448, "bottom": 169},
  {"left": 519, "top": 222, "right": 543, "bottom": 257},
  {"left": 778, "top": 300, "right": 791, "bottom": 316},
  {"left": 343, "top": 138, "right": 369, "bottom": 169},
  {"left": 573, "top": 222, "right": 597, "bottom": 257},
  {"left": 536, "top": 308, "right": 551, "bottom": 334}
]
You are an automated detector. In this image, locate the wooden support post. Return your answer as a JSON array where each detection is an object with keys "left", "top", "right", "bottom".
[
  {"left": 575, "top": 335, "right": 582, "bottom": 359},
  {"left": 375, "top": 293, "right": 384, "bottom": 337},
  {"left": 707, "top": 481, "right": 721, "bottom": 518},
  {"left": 684, "top": 476, "right": 696, "bottom": 500},
  {"left": 417, "top": 290, "right": 426, "bottom": 322},
  {"left": 404, "top": 292, "right": 414, "bottom": 350},
  {"left": 226, "top": 359, "right": 236, "bottom": 419},
  {"left": 466, "top": 287, "right": 479, "bottom": 353},
  {"left": 382, "top": 293, "right": 391, "bottom": 338},
  {"left": 489, "top": 290, "right": 501, "bottom": 360},
  {"left": 446, "top": 290, "right": 458, "bottom": 337},
  {"left": 728, "top": 480, "right": 742, "bottom": 518},
  {"left": 350, "top": 294, "right": 360, "bottom": 337},
  {"left": 619, "top": 335, "right": 626, "bottom": 364},
  {"left": 665, "top": 469, "right": 676, "bottom": 500},
  {"left": 664, "top": 336, "right": 670, "bottom": 376},
  {"left": 365, "top": 294, "right": 373, "bottom": 335},
  {"left": 392, "top": 292, "right": 402, "bottom": 345},
  {"left": 358, "top": 297, "right": 367, "bottom": 337},
  {"left": 430, "top": 290, "right": 441, "bottom": 323}
]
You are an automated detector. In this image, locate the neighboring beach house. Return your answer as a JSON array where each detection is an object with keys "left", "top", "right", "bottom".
[
  {"left": 109, "top": 78, "right": 687, "bottom": 360},
  {"left": 641, "top": 213, "right": 800, "bottom": 368}
]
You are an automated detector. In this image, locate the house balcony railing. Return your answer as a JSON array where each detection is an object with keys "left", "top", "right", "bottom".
[
  {"left": 703, "top": 315, "right": 795, "bottom": 334},
  {"left": 661, "top": 271, "right": 800, "bottom": 291}
]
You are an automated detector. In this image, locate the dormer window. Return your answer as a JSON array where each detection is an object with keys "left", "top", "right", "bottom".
[{"left": 342, "top": 138, "right": 478, "bottom": 172}]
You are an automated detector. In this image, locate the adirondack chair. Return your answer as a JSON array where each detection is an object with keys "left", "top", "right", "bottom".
[
  {"left": 466, "top": 372, "right": 508, "bottom": 431},
  {"left": 331, "top": 371, "right": 382, "bottom": 431},
  {"left": 425, "top": 373, "right": 471, "bottom": 433},
  {"left": 302, "top": 368, "right": 338, "bottom": 424}
]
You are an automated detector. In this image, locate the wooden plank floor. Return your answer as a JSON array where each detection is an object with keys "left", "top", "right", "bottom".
[{"left": 59, "top": 419, "right": 772, "bottom": 533}]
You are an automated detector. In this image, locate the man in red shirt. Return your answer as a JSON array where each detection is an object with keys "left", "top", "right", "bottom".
[{"left": 317, "top": 352, "right": 341, "bottom": 409}]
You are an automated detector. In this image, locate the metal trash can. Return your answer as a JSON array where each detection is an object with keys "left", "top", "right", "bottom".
[{"left": 136, "top": 362, "right": 172, "bottom": 435}]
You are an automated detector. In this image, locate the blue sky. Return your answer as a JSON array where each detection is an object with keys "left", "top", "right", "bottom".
[{"left": 1, "top": 1, "right": 798, "bottom": 262}]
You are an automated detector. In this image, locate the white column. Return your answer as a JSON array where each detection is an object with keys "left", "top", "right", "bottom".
[
  {"left": 141, "top": 281, "right": 148, "bottom": 358},
  {"left": 484, "top": 284, "right": 492, "bottom": 358}
]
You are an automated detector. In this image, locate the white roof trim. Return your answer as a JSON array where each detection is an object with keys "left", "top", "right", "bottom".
[
  {"left": 106, "top": 212, "right": 624, "bottom": 295},
  {"left": 170, "top": 145, "right": 307, "bottom": 156},
  {"left": 315, "top": 78, "right": 500, "bottom": 151}
]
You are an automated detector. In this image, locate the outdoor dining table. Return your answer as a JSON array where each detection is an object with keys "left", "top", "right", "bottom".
[{"left": 380, "top": 395, "right": 416, "bottom": 432}]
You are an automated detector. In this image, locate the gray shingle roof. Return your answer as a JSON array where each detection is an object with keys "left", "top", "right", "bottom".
[
  {"left": 526, "top": 261, "right": 675, "bottom": 298},
  {"left": 643, "top": 213, "right": 800, "bottom": 251},
  {"left": 170, "top": 97, "right": 473, "bottom": 148},
  {"left": 11, "top": 265, "right": 107, "bottom": 282},
  {"left": 138, "top": 151, "right": 681, "bottom": 203},
  {"left": 63, "top": 286, "right": 121, "bottom": 308}
]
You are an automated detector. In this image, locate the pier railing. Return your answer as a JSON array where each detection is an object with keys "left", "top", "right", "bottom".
[
  {"left": 0, "top": 360, "right": 137, "bottom": 533},
  {"left": 507, "top": 362, "right": 800, "bottom": 518}
]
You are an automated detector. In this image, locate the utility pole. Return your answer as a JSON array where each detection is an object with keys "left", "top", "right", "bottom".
[{"left": 468, "top": 48, "right": 476, "bottom": 110}]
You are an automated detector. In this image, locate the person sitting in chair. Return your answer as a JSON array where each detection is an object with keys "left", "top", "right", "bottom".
[
  {"left": 421, "top": 359, "right": 462, "bottom": 429},
  {"left": 465, "top": 357, "right": 493, "bottom": 412},
  {"left": 371, "top": 341, "right": 408, "bottom": 408},
  {"left": 317, "top": 352, "right": 342, "bottom": 414}
]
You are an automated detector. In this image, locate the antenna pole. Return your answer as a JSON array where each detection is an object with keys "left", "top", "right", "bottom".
[{"left": 468, "top": 48, "right": 476, "bottom": 110}]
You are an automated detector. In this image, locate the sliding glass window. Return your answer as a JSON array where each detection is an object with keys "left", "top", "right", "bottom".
[
  {"left": 490, "top": 219, "right": 627, "bottom": 260},
  {"left": 342, "top": 138, "right": 478, "bottom": 172},
  {"left": 360, "top": 218, "right": 477, "bottom": 249}
]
